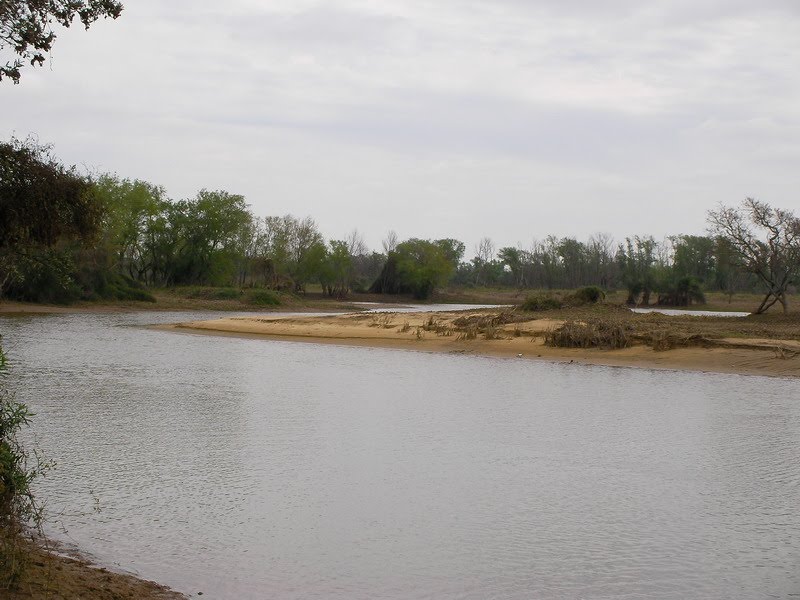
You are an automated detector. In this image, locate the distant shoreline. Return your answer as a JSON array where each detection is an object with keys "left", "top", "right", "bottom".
[{"left": 165, "top": 309, "right": 800, "bottom": 379}]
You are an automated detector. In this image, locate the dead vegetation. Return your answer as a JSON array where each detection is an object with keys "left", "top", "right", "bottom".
[
  {"left": 438, "top": 302, "right": 800, "bottom": 354},
  {"left": 545, "top": 320, "right": 631, "bottom": 349}
]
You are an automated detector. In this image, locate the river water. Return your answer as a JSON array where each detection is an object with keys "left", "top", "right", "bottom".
[{"left": 1, "top": 310, "right": 799, "bottom": 599}]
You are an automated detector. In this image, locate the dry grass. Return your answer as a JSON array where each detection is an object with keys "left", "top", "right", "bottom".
[{"left": 545, "top": 320, "right": 631, "bottom": 349}]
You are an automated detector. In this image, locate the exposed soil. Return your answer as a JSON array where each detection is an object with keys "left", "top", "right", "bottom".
[
  {"left": 169, "top": 304, "right": 800, "bottom": 378},
  {"left": 4, "top": 537, "right": 185, "bottom": 600}
]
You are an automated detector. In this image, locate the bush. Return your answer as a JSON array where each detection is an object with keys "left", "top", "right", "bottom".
[
  {"left": 185, "top": 287, "right": 241, "bottom": 301},
  {"left": 1, "top": 343, "right": 48, "bottom": 589},
  {"left": 571, "top": 286, "right": 606, "bottom": 304},
  {"left": 245, "top": 289, "right": 281, "bottom": 306},
  {"left": 2, "top": 249, "right": 81, "bottom": 304},
  {"left": 657, "top": 276, "right": 706, "bottom": 307},
  {"left": 520, "top": 294, "right": 563, "bottom": 311},
  {"left": 84, "top": 272, "right": 156, "bottom": 303}
]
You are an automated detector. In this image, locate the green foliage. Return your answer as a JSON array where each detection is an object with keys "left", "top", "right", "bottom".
[
  {"left": 616, "top": 236, "right": 657, "bottom": 305},
  {"left": 185, "top": 287, "right": 240, "bottom": 301},
  {"left": 571, "top": 286, "right": 606, "bottom": 304},
  {"left": 0, "top": 342, "right": 48, "bottom": 588},
  {"left": 0, "top": 138, "right": 102, "bottom": 250},
  {"left": 656, "top": 275, "right": 706, "bottom": 307},
  {"left": 2, "top": 247, "right": 81, "bottom": 304},
  {"left": 521, "top": 294, "right": 563, "bottom": 311},
  {"left": 370, "top": 238, "right": 454, "bottom": 300},
  {"left": 0, "top": 0, "right": 123, "bottom": 84},
  {"left": 76, "top": 269, "right": 155, "bottom": 302},
  {"left": 245, "top": 289, "right": 281, "bottom": 306}
]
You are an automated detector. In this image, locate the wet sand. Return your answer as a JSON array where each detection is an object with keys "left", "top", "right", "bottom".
[
  {"left": 6, "top": 537, "right": 185, "bottom": 600},
  {"left": 168, "top": 310, "right": 800, "bottom": 378}
]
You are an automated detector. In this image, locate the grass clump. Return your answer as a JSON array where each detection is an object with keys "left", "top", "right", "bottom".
[
  {"left": 545, "top": 320, "right": 630, "bottom": 349},
  {"left": 520, "top": 294, "right": 563, "bottom": 311},
  {"left": 245, "top": 289, "right": 281, "bottom": 306},
  {"left": 185, "top": 286, "right": 241, "bottom": 301},
  {"left": 569, "top": 286, "right": 606, "bottom": 305}
]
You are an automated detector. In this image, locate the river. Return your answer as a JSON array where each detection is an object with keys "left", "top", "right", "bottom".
[{"left": 1, "top": 310, "right": 798, "bottom": 599}]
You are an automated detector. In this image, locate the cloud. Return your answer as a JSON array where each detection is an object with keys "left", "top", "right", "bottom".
[{"left": 2, "top": 0, "right": 799, "bottom": 254}]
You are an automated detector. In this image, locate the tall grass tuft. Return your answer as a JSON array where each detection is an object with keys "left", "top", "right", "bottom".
[
  {"left": 520, "top": 294, "right": 562, "bottom": 311},
  {"left": 545, "top": 320, "right": 630, "bottom": 349},
  {"left": 245, "top": 289, "right": 281, "bottom": 306}
]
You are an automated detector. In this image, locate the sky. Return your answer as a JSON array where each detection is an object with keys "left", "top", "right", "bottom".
[{"left": 2, "top": 0, "right": 800, "bottom": 257}]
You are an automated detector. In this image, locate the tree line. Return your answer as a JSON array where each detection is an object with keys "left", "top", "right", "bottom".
[{"left": 1, "top": 138, "right": 798, "bottom": 311}]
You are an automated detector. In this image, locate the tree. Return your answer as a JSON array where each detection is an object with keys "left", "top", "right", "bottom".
[
  {"left": 434, "top": 238, "right": 465, "bottom": 268},
  {"left": 708, "top": 198, "right": 800, "bottom": 314},
  {"left": 616, "top": 236, "right": 658, "bottom": 306},
  {"left": 498, "top": 246, "right": 525, "bottom": 288},
  {"left": 1, "top": 0, "right": 123, "bottom": 83},
  {"left": 370, "top": 238, "right": 454, "bottom": 299},
  {"left": 0, "top": 138, "right": 103, "bottom": 300},
  {"left": 382, "top": 230, "right": 398, "bottom": 254}
]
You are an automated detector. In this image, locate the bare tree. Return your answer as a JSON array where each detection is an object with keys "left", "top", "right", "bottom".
[
  {"left": 382, "top": 230, "right": 398, "bottom": 254},
  {"left": 476, "top": 237, "right": 495, "bottom": 264},
  {"left": 346, "top": 229, "right": 367, "bottom": 258},
  {"left": 708, "top": 198, "right": 800, "bottom": 314}
]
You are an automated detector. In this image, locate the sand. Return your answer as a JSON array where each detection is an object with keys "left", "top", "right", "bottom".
[
  {"left": 4, "top": 537, "right": 185, "bottom": 600},
  {"left": 168, "top": 310, "right": 800, "bottom": 378}
]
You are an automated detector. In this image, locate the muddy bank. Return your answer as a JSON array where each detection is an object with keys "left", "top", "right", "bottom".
[{"left": 5, "top": 537, "right": 185, "bottom": 600}]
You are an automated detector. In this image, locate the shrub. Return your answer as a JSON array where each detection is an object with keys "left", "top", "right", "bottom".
[
  {"left": 0, "top": 343, "right": 48, "bottom": 589},
  {"left": 2, "top": 249, "right": 81, "bottom": 304},
  {"left": 571, "top": 286, "right": 606, "bottom": 304},
  {"left": 246, "top": 289, "right": 281, "bottom": 306},
  {"left": 656, "top": 276, "right": 706, "bottom": 307},
  {"left": 98, "top": 275, "right": 156, "bottom": 303},
  {"left": 185, "top": 287, "right": 241, "bottom": 301},
  {"left": 544, "top": 320, "right": 630, "bottom": 349},
  {"left": 520, "top": 294, "right": 562, "bottom": 311}
]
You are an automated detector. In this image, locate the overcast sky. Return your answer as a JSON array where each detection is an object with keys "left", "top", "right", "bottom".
[{"left": 3, "top": 0, "right": 800, "bottom": 256}]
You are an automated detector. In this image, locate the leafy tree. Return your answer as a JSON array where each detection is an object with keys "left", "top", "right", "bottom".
[
  {"left": 616, "top": 236, "right": 658, "bottom": 306},
  {"left": 670, "top": 235, "right": 716, "bottom": 283},
  {"left": 0, "top": 138, "right": 101, "bottom": 250},
  {"left": 173, "top": 190, "right": 251, "bottom": 285},
  {"left": 92, "top": 174, "right": 166, "bottom": 281},
  {"left": 434, "top": 238, "right": 465, "bottom": 268},
  {"left": 656, "top": 275, "right": 705, "bottom": 307},
  {"left": 708, "top": 198, "right": 800, "bottom": 313},
  {"left": 0, "top": 138, "right": 103, "bottom": 300},
  {"left": 498, "top": 246, "right": 526, "bottom": 288},
  {"left": 370, "top": 238, "right": 454, "bottom": 299},
  {"left": 320, "top": 240, "right": 350, "bottom": 298},
  {"left": 557, "top": 237, "right": 587, "bottom": 289},
  {"left": 1, "top": 0, "right": 123, "bottom": 83}
]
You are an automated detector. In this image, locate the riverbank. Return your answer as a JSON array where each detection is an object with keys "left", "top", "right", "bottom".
[
  {"left": 5, "top": 537, "right": 185, "bottom": 599},
  {"left": 168, "top": 306, "right": 800, "bottom": 378}
]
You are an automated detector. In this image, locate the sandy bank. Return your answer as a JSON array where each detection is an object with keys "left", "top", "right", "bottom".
[
  {"left": 166, "top": 310, "right": 800, "bottom": 378},
  {"left": 5, "top": 537, "right": 185, "bottom": 600}
]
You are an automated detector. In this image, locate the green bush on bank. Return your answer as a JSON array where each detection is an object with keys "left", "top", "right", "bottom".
[
  {"left": 184, "top": 287, "right": 241, "bottom": 301},
  {"left": 570, "top": 286, "right": 606, "bottom": 304},
  {"left": 520, "top": 294, "right": 563, "bottom": 311},
  {"left": 0, "top": 343, "right": 48, "bottom": 588},
  {"left": 245, "top": 289, "right": 281, "bottom": 306}
]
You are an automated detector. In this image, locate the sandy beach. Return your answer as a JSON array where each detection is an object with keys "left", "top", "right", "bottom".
[{"left": 167, "top": 309, "right": 800, "bottom": 378}]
